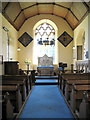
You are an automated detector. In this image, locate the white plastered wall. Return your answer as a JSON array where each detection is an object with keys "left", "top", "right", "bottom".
[{"left": 18, "top": 14, "right": 73, "bottom": 70}]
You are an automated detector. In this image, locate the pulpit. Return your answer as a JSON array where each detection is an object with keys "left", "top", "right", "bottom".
[{"left": 4, "top": 61, "right": 19, "bottom": 75}]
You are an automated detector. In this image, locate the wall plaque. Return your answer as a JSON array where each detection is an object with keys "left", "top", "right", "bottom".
[
  {"left": 58, "top": 31, "right": 73, "bottom": 47},
  {"left": 18, "top": 32, "right": 33, "bottom": 47}
]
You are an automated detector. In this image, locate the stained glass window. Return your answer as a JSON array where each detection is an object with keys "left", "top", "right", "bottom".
[{"left": 34, "top": 23, "right": 56, "bottom": 64}]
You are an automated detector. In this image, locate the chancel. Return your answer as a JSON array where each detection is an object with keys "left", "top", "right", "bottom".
[{"left": 0, "top": 1, "right": 90, "bottom": 119}]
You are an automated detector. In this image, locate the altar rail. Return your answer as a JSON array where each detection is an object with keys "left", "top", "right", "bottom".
[{"left": 75, "top": 60, "right": 89, "bottom": 73}]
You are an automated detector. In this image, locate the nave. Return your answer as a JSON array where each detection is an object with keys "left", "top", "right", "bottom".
[
  {"left": 1, "top": 71, "right": 90, "bottom": 119},
  {"left": 17, "top": 76, "right": 74, "bottom": 119},
  {"left": 0, "top": 1, "right": 90, "bottom": 119}
]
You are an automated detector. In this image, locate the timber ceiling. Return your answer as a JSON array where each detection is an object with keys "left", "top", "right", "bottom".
[{"left": 1, "top": 2, "right": 90, "bottom": 31}]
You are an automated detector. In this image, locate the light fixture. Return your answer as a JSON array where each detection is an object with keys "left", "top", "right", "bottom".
[
  {"left": 3, "top": 26, "right": 9, "bottom": 32},
  {"left": 3, "top": 26, "right": 9, "bottom": 61},
  {"left": 37, "top": 38, "right": 55, "bottom": 46},
  {"left": 17, "top": 47, "right": 21, "bottom": 51},
  {"left": 73, "top": 46, "right": 75, "bottom": 49}
]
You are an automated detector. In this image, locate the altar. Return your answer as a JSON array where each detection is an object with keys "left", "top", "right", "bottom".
[{"left": 37, "top": 54, "right": 54, "bottom": 76}]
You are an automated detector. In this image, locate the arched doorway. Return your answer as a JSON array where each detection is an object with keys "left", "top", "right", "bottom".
[{"left": 33, "top": 19, "right": 58, "bottom": 65}]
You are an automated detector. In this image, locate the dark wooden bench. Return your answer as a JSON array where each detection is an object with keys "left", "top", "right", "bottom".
[
  {"left": 2, "top": 74, "right": 31, "bottom": 95},
  {"left": 1, "top": 92, "right": 14, "bottom": 119},
  {"left": 65, "top": 80, "right": 90, "bottom": 101},
  {"left": 2, "top": 80, "right": 26, "bottom": 101},
  {"left": 61, "top": 73, "right": 90, "bottom": 80},
  {"left": 70, "top": 84, "right": 90, "bottom": 115},
  {"left": 23, "top": 70, "right": 36, "bottom": 84},
  {"left": 0, "top": 85, "right": 22, "bottom": 113},
  {"left": 58, "top": 73, "right": 90, "bottom": 93}
]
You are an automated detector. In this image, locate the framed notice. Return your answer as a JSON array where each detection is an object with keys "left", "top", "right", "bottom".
[{"left": 0, "top": 55, "right": 3, "bottom": 64}]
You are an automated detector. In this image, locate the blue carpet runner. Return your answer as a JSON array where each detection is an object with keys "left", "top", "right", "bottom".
[
  {"left": 35, "top": 76, "right": 58, "bottom": 79},
  {"left": 19, "top": 85, "right": 73, "bottom": 118},
  {"left": 35, "top": 79, "right": 58, "bottom": 85},
  {"left": 35, "top": 79, "right": 56, "bottom": 83}
]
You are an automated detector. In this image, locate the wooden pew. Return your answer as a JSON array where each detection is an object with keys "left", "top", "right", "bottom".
[
  {"left": 0, "top": 85, "right": 22, "bottom": 113},
  {"left": 65, "top": 80, "right": 90, "bottom": 101},
  {"left": 70, "top": 84, "right": 90, "bottom": 114},
  {"left": 58, "top": 73, "right": 90, "bottom": 94},
  {"left": 1, "top": 92, "right": 14, "bottom": 119},
  {"left": 79, "top": 91, "right": 90, "bottom": 118},
  {"left": 62, "top": 73, "right": 90, "bottom": 90},
  {"left": 2, "top": 74, "right": 31, "bottom": 95},
  {"left": 58, "top": 73, "right": 62, "bottom": 88},
  {"left": 61, "top": 73, "right": 90, "bottom": 80},
  {"left": 2, "top": 80, "right": 26, "bottom": 101}
]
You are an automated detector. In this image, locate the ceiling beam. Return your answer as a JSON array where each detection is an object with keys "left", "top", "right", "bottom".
[
  {"left": 13, "top": 2, "right": 26, "bottom": 23},
  {"left": 26, "top": 13, "right": 39, "bottom": 21},
  {"left": 22, "top": 3, "right": 38, "bottom": 11},
  {"left": 53, "top": 14, "right": 74, "bottom": 30},
  {"left": 52, "top": 13, "right": 65, "bottom": 20},
  {"left": 82, "top": 1, "right": 90, "bottom": 11},
  {"left": 52, "top": 3, "right": 55, "bottom": 15},
  {"left": 25, "top": 13, "right": 74, "bottom": 31},
  {"left": 13, "top": 3, "right": 38, "bottom": 23},
  {"left": 2, "top": 2, "right": 88, "bottom": 31},
  {"left": 2, "top": 12, "right": 18, "bottom": 31},
  {"left": 13, "top": 2, "right": 79, "bottom": 26},
  {"left": 55, "top": 3, "right": 69, "bottom": 10},
  {"left": 18, "top": 18, "right": 26, "bottom": 31},
  {"left": 13, "top": 10, "right": 22, "bottom": 22},
  {"left": 22, "top": 2, "right": 69, "bottom": 11},
  {"left": 46, "top": 3, "right": 79, "bottom": 22},
  {"left": 13, "top": 2, "right": 68, "bottom": 24},
  {"left": 18, "top": 2, "right": 26, "bottom": 18},
  {"left": 74, "top": 10, "right": 89, "bottom": 30},
  {"left": 37, "top": 3, "right": 39, "bottom": 15},
  {"left": 69, "top": 9, "right": 79, "bottom": 21},
  {"left": 3, "top": 2, "right": 10, "bottom": 11},
  {"left": 64, "top": 18, "right": 74, "bottom": 31}
]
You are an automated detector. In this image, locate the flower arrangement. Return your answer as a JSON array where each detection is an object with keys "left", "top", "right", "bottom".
[{"left": 24, "top": 58, "right": 31, "bottom": 64}]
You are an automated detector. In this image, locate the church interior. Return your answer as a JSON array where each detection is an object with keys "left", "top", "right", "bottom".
[{"left": 0, "top": 0, "right": 90, "bottom": 119}]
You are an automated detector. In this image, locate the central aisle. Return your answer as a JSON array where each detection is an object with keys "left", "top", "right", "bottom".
[{"left": 19, "top": 85, "right": 73, "bottom": 118}]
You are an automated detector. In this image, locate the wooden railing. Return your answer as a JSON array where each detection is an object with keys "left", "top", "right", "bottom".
[{"left": 75, "top": 60, "right": 89, "bottom": 73}]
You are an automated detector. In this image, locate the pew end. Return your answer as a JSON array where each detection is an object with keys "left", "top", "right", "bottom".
[
  {"left": 2, "top": 92, "right": 14, "bottom": 119},
  {"left": 79, "top": 91, "right": 90, "bottom": 118}
]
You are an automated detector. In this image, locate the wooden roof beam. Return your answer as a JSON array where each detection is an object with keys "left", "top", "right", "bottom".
[
  {"left": 74, "top": 10, "right": 89, "bottom": 30},
  {"left": 55, "top": 3, "right": 69, "bottom": 10},
  {"left": 13, "top": 2, "right": 26, "bottom": 22},
  {"left": 82, "top": 1, "right": 90, "bottom": 11},
  {"left": 2, "top": 12, "right": 18, "bottom": 31},
  {"left": 69, "top": 8, "right": 79, "bottom": 22},
  {"left": 3, "top": 2, "right": 10, "bottom": 11},
  {"left": 64, "top": 18, "right": 74, "bottom": 31},
  {"left": 17, "top": 12, "right": 74, "bottom": 31},
  {"left": 22, "top": 3, "right": 38, "bottom": 11}
]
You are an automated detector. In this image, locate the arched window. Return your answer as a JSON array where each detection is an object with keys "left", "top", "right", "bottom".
[{"left": 33, "top": 21, "right": 57, "bottom": 65}]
